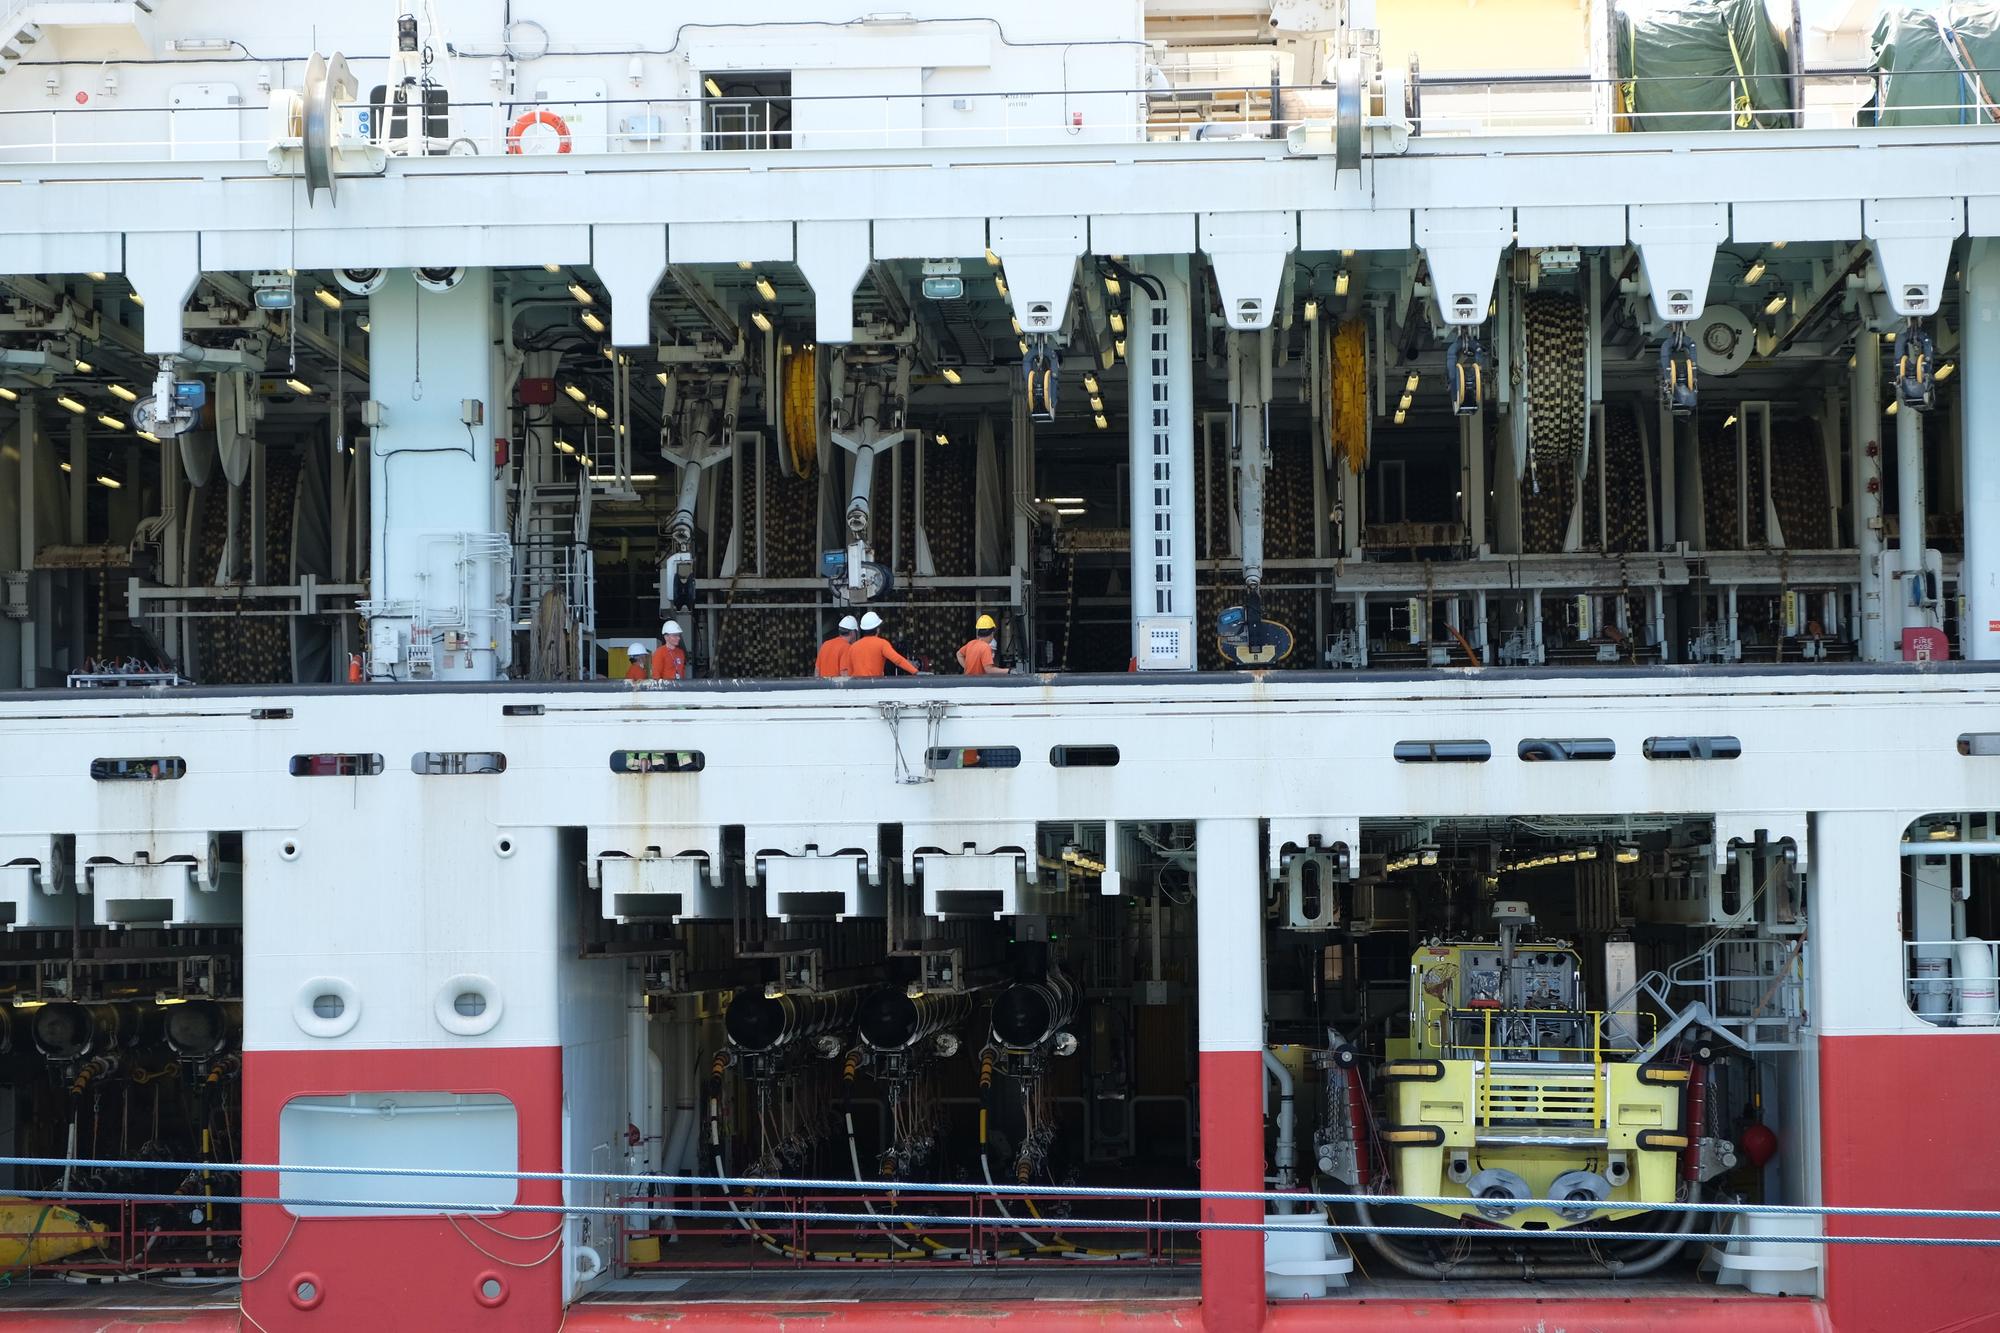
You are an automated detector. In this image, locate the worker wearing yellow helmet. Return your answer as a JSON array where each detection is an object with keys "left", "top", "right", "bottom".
[{"left": 956, "top": 613, "right": 1008, "bottom": 676}]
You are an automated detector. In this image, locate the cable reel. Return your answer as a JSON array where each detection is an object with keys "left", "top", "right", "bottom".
[
  {"left": 1024, "top": 337, "right": 1059, "bottom": 424},
  {"left": 1894, "top": 321, "right": 1936, "bottom": 412},
  {"left": 778, "top": 343, "right": 819, "bottom": 478},
  {"left": 1444, "top": 331, "right": 1484, "bottom": 416},
  {"left": 1659, "top": 324, "right": 1698, "bottom": 417}
]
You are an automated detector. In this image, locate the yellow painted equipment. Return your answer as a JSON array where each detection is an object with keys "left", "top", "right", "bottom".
[{"left": 0, "top": 1200, "right": 107, "bottom": 1267}]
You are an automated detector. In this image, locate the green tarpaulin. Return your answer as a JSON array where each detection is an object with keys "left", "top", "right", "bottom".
[
  {"left": 1869, "top": 4, "right": 2000, "bottom": 125},
  {"left": 1617, "top": 0, "right": 1793, "bottom": 132}
]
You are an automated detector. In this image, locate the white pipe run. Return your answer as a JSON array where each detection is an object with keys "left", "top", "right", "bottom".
[
  {"left": 1897, "top": 404, "right": 1933, "bottom": 631},
  {"left": 1261, "top": 1048, "right": 1297, "bottom": 1204},
  {"left": 1852, "top": 333, "right": 1887, "bottom": 660},
  {"left": 1964, "top": 240, "right": 2000, "bottom": 659}
]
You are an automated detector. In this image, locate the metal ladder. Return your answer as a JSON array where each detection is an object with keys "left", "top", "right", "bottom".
[{"left": 512, "top": 474, "right": 596, "bottom": 675}]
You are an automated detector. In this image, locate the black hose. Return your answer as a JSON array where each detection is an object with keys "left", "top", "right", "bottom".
[{"left": 1351, "top": 1183, "right": 1705, "bottom": 1279}]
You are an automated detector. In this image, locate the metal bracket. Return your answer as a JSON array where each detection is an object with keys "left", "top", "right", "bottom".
[{"left": 1416, "top": 207, "right": 1511, "bottom": 328}]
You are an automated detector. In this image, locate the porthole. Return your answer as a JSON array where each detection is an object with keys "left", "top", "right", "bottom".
[
  {"left": 474, "top": 1271, "right": 508, "bottom": 1307},
  {"left": 294, "top": 977, "right": 360, "bottom": 1039},
  {"left": 289, "top": 1273, "right": 325, "bottom": 1310},
  {"left": 494, "top": 836, "right": 515, "bottom": 858},
  {"left": 435, "top": 973, "right": 502, "bottom": 1037},
  {"left": 281, "top": 840, "right": 301, "bottom": 861}
]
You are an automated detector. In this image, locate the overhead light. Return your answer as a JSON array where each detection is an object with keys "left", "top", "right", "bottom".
[
  {"left": 1114, "top": 338, "right": 1126, "bottom": 358},
  {"left": 96, "top": 413, "right": 125, "bottom": 430},
  {"left": 934, "top": 432, "right": 948, "bottom": 445},
  {"left": 286, "top": 378, "right": 313, "bottom": 395},
  {"left": 87, "top": 271, "right": 107, "bottom": 281},
  {"left": 0, "top": 385, "right": 16, "bottom": 402},
  {"left": 1109, "top": 310, "right": 1124, "bottom": 334},
  {"left": 314, "top": 286, "right": 343, "bottom": 310},
  {"left": 750, "top": 309, "right": 772, "bottom": 333},
  {"left": 1018, "top": 338, "right": 1029, "bottom": 356},
  {"left": 1764, "top": 292, "right": 1787, "bottom": 316},
  {"left": 1723, "top": 413, "right": 1739, "bottom": 428},
  {"left": 754, "top": 275, "right": 777, "bottom": 302},
  {"left": 1405, "top": 372, "right": 1419, "bottom": 393},
  {"left": 588, "top": 402, "right": 609, "bottom": 420},
  {"left": 55, "top": 395, "right": 86, "bottom": 414},
  {"left": 1303, "top": 299, "right": 1318, "bottom": 322},
  {"left": 704, "top": 77, "right": 723, "bottom": 98},
  {"left": 580, "top": 455, "right": 592, "bottom": 468},
  {"left": 737, "top": 260, "right": 753, "bottom": 271},
  {"left": 1614, "top": 844, "right": 1640, "bottom": 864},
  {"left": 627, "top": 473, "right": 659, "bottom": 482},
  {"left": 1105, "top": 275, "right": 1121, "bottom": 298},
  {"left": 1010, "top": 315, "right": 1022, "bottom": 334},
  {"left": 580, "top": 309, "right": 606, "bottom": 334},
  {"left": 564, "top": 383, "right": 587, "bottom": 402},
  {"left": 1046, "top": 496, "right": 1083, "bottom": 503},
  {"left": 1056, "top": 506, "right": 1086, "bottom": 516},
  {"left": 1886, "top": 398, "right": 1900, "bottom": 416},
  {"left": 1089, "top": 395, "right": 1103, "bottom": 411},
  {"left": 1743, "top": 258, "right": 1767, "bottom": 285},
  {"left": 1935, "top": 361, "right": 1957, "bottom": 381},
  {"left": 137, "top": 429, "right": 160, "bottom": 443},
  {"left": 74, "top": 358, "right": 93, "bottom": 373},
  {"left": 1341, "top": 248, "right": 1355, "bottom": 259},
  {"left": 1082, "top": 372, "right": 1099, "bottom": 394},
  {"left": 128, "top": 292, "right": 144, "bottom": 306},
  {"left": 985, "top": 249, "right": 1000, "bottom": 267},
  {"left": 59, "top": 460, "right": 72, "bottom": 472},
  {"left": 358, "top": 319, "right": 370, "bottom": 332},
  {"left": 555, "top": 439, "right": 576, "bottom": 454},
  {"left": 544, "top": 263, "right": 563, "bottom": 274},
  {"left": 1394, "top": 408, "right": 1407, "bottom": 425},
  {"left": 1398, "top": 392, "right": 1413, "bottom": 411},
  {"left": 108, "top": 383, "right": 138, "bottom": 402},
  {"left": 1771, "top": 240, "right": 1788, "bottom": 250},
  {"left": 96, "top": 475, "right": 121, "bottom": 489},
  {"left": 995, "top": 272, "right": 1009, "bottom": 298},
  {"left": 941, "top": 366, "right": 961, "bottom": 385},
  {"left": 1092, "top": 413, "right": 1109, "bottom": 429},
  {"left": 1334, "top": 270, "right": 1350, "bottom": 297},
  {"left": 568, "top": 282, "right": 594, "bottom": 306}
]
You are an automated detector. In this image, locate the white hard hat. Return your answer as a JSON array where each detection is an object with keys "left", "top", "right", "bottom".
[
  {"left": 627, "top": 642, "right": 646, "bottom": 656},
  {"left": 859, "top": 610, "right": 883, "bottom": 631},
  {"left": 661, "top": 620, "right": 683, "bottom": 637},
  {"left": 838, "top": 615, "right": 859, "bottom": 632}
]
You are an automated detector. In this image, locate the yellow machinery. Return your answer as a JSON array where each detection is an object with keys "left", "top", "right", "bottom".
[{"left": 1381, "top": 902, "right": 1684, "bottom": 1229}]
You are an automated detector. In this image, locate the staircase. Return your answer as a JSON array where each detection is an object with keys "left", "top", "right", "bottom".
[
  {"left": 513, "top": 474, "right": 596, "bottom": 679},
  {"left": 0, "top": 10, "right": 44, "bottom": 79}
]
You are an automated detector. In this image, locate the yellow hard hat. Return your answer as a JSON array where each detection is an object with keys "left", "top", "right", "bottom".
[{"left": 975, "top": 613, "right": 997, "bottom": 631}]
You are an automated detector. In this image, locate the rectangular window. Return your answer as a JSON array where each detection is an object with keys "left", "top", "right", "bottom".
[
  {"left": 1959, "top": 733, "right": 2000, "bottom": 757},
  {"left": 610, "top": 750, "right": 705, "bottom": 774},
  {"left": 1518, "top": 738, "right": 1615, "bottom": 762},
  {"left": 1051, "top": 745, "right": 1120, "bottom": 768},
  {"left": 290, "top": 754, "right": 385, "bottom": 777},
  {"left": 90, "top": 757, "right": 185, "bottom": 781},
  {"left": 1393, "top": 740, "right": 1491, "bottom": 764},
  {"left": 279, "top": 1092, "right": 519, "bottom": 1217},
  {"left": 411, "top": 751, "right": 507, "bottom": 775},
  {"left": 926, "top": 746, "right": 1023, "bottom": 771},
  {"left": 1642, "top": 737, "right": 1741, "bottom": 761}
]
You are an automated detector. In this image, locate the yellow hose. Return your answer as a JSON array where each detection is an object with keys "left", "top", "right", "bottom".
[
  {"left": 781, "top": 345, "right": 818, "bottom": 477},
  {"left": 1330, "top": 319, "right": 1368, "bottom": 474}
]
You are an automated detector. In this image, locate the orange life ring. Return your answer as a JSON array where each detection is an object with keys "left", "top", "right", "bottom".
[{"left": 506, "top": 108, "right": 572, "bottom": 155}]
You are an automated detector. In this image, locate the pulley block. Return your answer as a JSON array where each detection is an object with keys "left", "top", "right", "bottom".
[
  {"left": 1024, "top": 337, "right": 1059, "bottom": 424},
  {"left": 1893, "top": 322, "right": 1936, "bottom": 412},
  {"left": 1444, "top": 332, "right": 1484, "bottom": 416},
  {"left": 820, "top": 549, "right": 895, "bottom": 604},
  {"left": 1659, "top": 326, "right": 1698, "bottom": 417}
]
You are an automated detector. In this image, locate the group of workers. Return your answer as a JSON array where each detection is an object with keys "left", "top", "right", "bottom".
[
  {"left": 817, "top": 611, "right": 1009, "bottom": 678},
  {"left": 623, "top": 612, "right": 1010, "bottom": 682}
]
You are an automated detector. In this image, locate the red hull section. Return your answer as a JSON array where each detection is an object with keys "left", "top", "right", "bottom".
[
  {"left": 1819, "top": 1035, "right": 2000, "bottom": 1333},
  {"left": 238, "top": 1046, "right": 565, "bottom": 1333}
]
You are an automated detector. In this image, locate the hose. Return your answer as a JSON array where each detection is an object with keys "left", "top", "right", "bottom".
[{"left": 1349, "top": 1182, "right": 1705, "bottom": 1279}]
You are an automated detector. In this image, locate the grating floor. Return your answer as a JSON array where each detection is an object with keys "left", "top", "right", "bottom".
[{"left": 0, "top": 1277, "right": 241, "bottom": 1310}]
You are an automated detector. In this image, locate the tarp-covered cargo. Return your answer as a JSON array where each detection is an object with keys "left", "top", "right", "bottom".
[
  {"left": 1616, "top": 0, "right": 1793, "bottom": 132},
  {"left": 1868, "top": 4, "right": 2000, "bottom": 126}
]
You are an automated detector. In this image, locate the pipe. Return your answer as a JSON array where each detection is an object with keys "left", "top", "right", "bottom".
[
  {"left": 1897, "top": 403, "right": 1933, "bottom": 631},
  {"left": 1342, "top": 1063, "right": 1372, "bottom": 1188},
  {"left": 724, "top": 987, "right": 859, "bottom": 1054},
  {"left": 990, "top": 973, "right": 1077, "bottom": 1051},
  {"left": 1965, "top": 240, "right": 2000, "bottom": 660},
  {"left": 1852, "top": 332, "right": 1887, "bottom": 659},
  {"left": 1262, "top": 1049, "right": 1297, "bottom": 1202},
  {"left": 857, "top": 988, "right": 972, "bottom": 1053},
  {"left": 1353, "top": 1184, "right": 1705, "bottom": 1278},
  {"left": 1682, "top": 1061, "right": 1709, "bottom": 1183}
]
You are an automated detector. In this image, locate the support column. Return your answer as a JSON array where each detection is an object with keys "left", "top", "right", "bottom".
[
  {"left": 1964, "top": 240, "right": 2000, "bottom": 659},
  {"left": 16, "top": 394, "right": 38, "bottom": 686},
  {"left": 1195, "top": 817, "right": 1265, "bottom": 1333},
  {"left": 1851, "top": 335, "right": 1888, "bottom": 660},
  {"left": 67, "top": 411, "right": 87, "bottom": 667},
  {"left": 1896, "top": 405, "right": 1936, "bottom": 636},
  {"left": 1128, "top": 256, "right": 1196, "bottom": 669},
  {"left": 1461, "top": 408, "right": 1486, "bottom": 551},
  {"left": 364, "top": 268, "right": 505, "bottom": 682}
]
